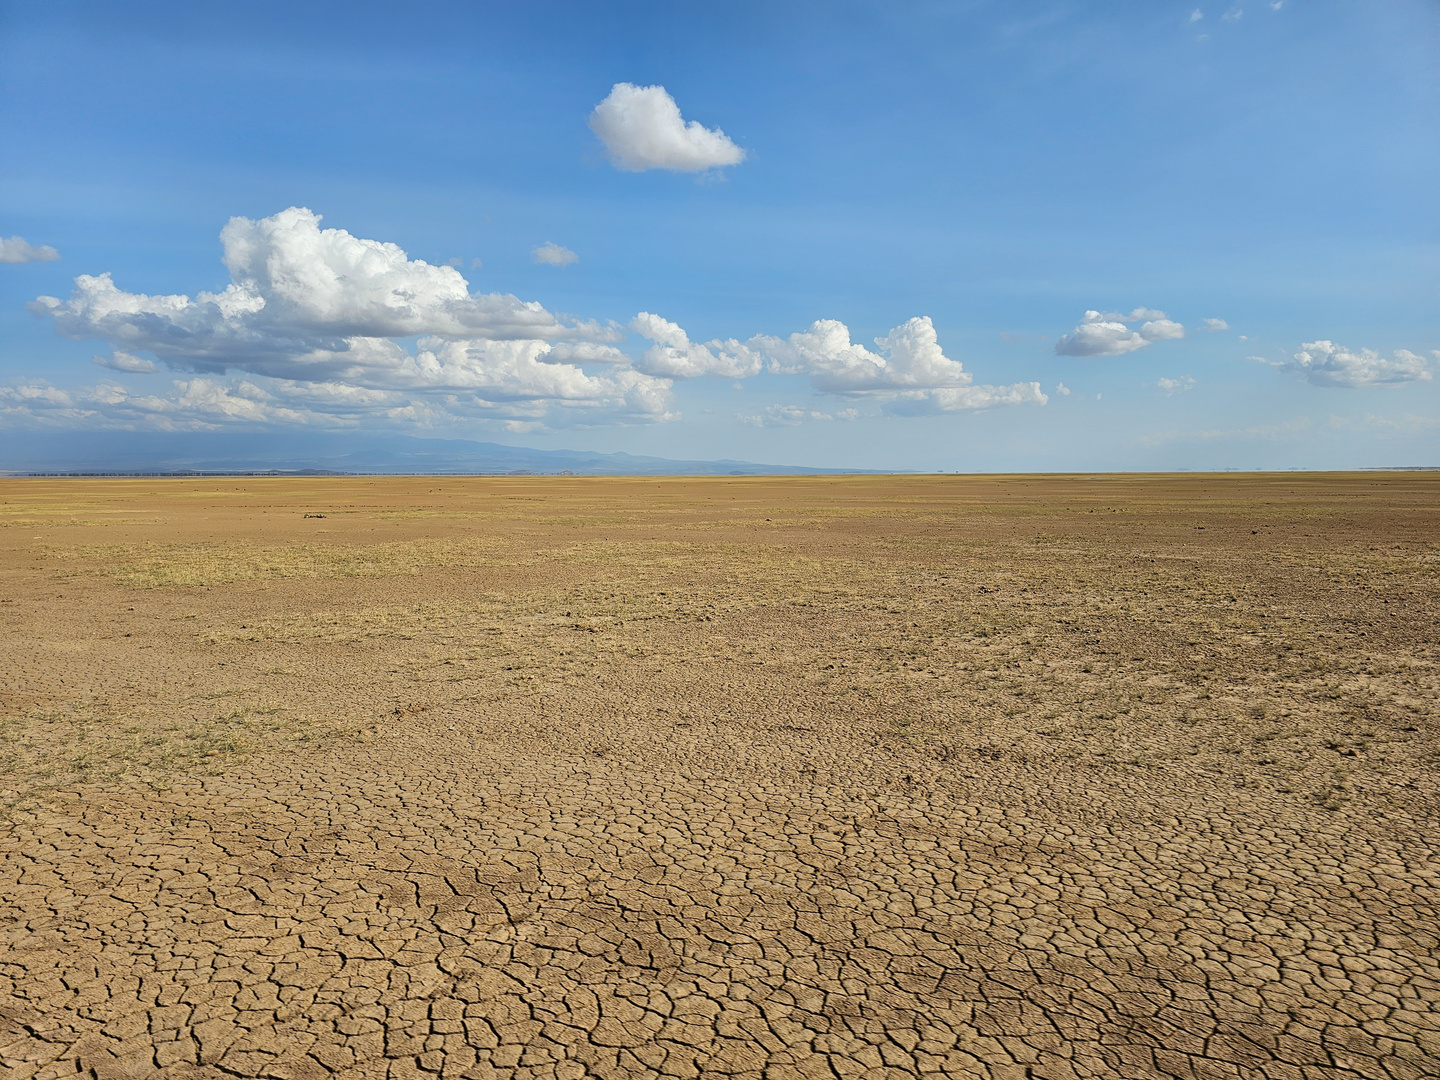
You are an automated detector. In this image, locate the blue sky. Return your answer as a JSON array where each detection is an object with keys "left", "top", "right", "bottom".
[{"left": 2, "top": 0, "right": 1437, "bottom": 470}]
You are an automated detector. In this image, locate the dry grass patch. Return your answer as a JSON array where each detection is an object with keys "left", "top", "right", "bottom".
[{"left": 51, "top": 537, "right": 516, "bottom": 588}]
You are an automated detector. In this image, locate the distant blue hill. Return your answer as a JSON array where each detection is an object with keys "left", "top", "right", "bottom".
[{"left": 0, "top": 430, "right": 874, "bottom": 476}]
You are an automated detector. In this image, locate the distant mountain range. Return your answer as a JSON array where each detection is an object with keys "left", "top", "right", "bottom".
[{"left": 0, "top": 430, "right": 872, "bottom": 476}]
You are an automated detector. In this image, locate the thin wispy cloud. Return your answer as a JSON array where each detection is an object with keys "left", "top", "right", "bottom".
[
  {"left": 738, "top": 404, "right": 854, "bottom": 428},
  {"left": 1157, "top": 375, "right": 1197, "bottom": 395}
]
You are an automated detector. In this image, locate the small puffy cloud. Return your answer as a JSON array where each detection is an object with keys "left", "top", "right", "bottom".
[
  {"left": 589, "top": 83, "right": 746, "bottom": 173},
  {"left": 532, "top": 242, "right": 578, "bottom": 267},
  {"left": 1056, "top": 382, "right": 1072, "bottom": 396},
  {"left": 1189, "top": 8, "right": 1204, "bottom": 22},
  {"left": 630, "top": 312, "right": 763, "bottom": 379},
  {"left": 1200, "top": 317, "right": 1229, "bottom": 332},
  {"left": 1156, "top": 375, "right": 1196, "bottom": 395},
  {"left": 1140, "top": 317, "right": 1185, "bottom": 341},
  {"left": 1278, "top": 341, "right": 1433, "bottom": 387},
  {"left": 1056, "top": 307, "right": 1185, "bottom": 356},
  {"left": 1055, "top": 314, "right": 1145, "bottom": 356},
  {"left": 758, "top": 317, "right": 977, "bottom": 393},
  {"left": 93, "top": 351, "right": 157, "bottom": 373},
  {"left": 0, "top": 236, "right": 60, "bottom": 264}
]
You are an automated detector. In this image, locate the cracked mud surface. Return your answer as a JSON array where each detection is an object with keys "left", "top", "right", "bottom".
[{"left": 2, "top": 474, "right": 1438, "bottom": 1079}]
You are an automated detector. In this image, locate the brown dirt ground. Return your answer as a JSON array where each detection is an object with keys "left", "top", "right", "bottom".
[{"left": 1, "top": 473, "right": 1437, "bottom": 1080}]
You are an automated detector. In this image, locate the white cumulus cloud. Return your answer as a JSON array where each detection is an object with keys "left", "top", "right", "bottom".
[
  {"left": 30, "top": 207, "right": 670, "bottom": 429},
  {"left": 589, "top": 83, "right": 746, "bottom": 173},
  {"left": 0, "top": 236, "right": 60, "bottom": 264},
  {"left": 532, "top": 242, "right": 578, "bottom": 267},
  {"left": 23, "top": 207, "right": 1051, "bottom": 434},
  {"left": 1200, "top": 317, "right": 1229, "bottom": 332},
  {"left": 1056, "top": 308, "right": 1186, "bottom": 357},
  {"left": 639, "top": 314, "right": 1045, "bottom": 412},
  {"left": 757, "top": 317, "right": 976, "bottom": 393},
  {"left": 630, "top": 312, "right": 763, "bottom": 379},
  {"left": 0, "top": 383, "right": 87, "bottom": 421},
  {"left": 1277, "top": 341, "right": 1433, "bottom": 387}
]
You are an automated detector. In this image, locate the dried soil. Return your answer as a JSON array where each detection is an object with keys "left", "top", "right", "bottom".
[{"left": 2, "top": 474, "right": 1437, "bottom": 1079}]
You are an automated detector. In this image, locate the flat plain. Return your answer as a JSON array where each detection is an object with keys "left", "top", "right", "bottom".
[{"left": 1, "top": 473, "right": 1437, "bottom": 1080}]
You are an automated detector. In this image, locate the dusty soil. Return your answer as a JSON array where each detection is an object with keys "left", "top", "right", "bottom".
[{"left": 1, "top": 473, "right": 1437, "bottom": 1080}]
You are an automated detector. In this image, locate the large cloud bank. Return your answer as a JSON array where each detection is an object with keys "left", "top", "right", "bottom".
[
  {"left": 30, "top": 207, "right": 670, "bottom": 428},
  {"left": 19, "top": 208, "right": 1045, "bottom": 432},
  {"left": 1056, "top": 307, "right": 1185, "bottom": 357},
  {"left": 589, "top": 84, "right": 746, "bottom": 172}
]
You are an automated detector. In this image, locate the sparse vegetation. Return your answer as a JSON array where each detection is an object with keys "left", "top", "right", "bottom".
[{"left": 3, "top": 473, "right": 1436, "bottom": 817}]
